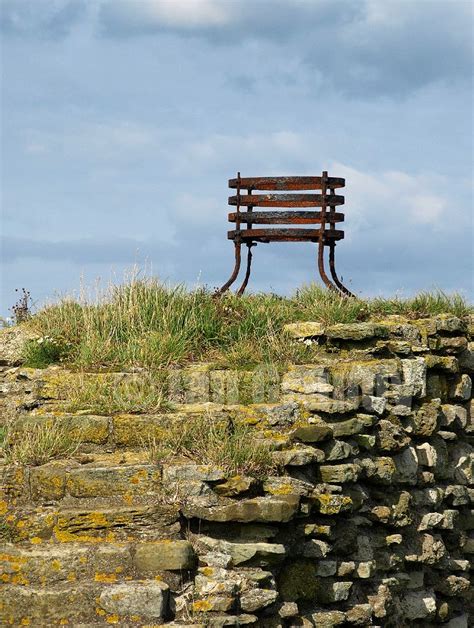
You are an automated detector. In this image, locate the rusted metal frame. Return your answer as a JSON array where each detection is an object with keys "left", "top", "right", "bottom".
[
  {"left": 229, "top": 176, "right": 345, "bottom": 190},
  {"left": 237, "top": 187, "right": 255, "bottom": 295},
  {"left": 217, "top": 172, "right": 243, "bottom": 295},
  {"left": 228, "top": 193, "right": 344, "bottom": 207},
  {"left": 317, "top": 171, "right": 340, "bottom": 293},
  {"left": 328, "top": 186, "right": 355, "bottom": 297}
]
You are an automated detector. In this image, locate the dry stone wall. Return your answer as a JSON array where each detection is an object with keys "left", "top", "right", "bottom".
[{"left": 0, "top": 315, "right": 473, "bottom": 626}]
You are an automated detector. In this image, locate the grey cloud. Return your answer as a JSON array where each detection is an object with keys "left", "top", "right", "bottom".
[
  {"left": 97, "top": 0, "right": 472, "bottom": 97},
  {"left": 0, "top": 0, "right": 87, "bottom": 39}
]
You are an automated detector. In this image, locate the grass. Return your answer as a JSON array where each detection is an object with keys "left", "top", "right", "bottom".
[
  {"left": 1, "top": 420, "right": 80, "bottom": 466},
  {"left": 145, "top": 413, "right": 275, "bottom": 479},
  {"left": 59, "top": 371, "right": 170, "bottom": 415},
  {"left": 21, "top": 276, "right": 472, "bottom": 371}
]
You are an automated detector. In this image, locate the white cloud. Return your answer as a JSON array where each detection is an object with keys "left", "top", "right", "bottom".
[{"left": 135, "top": 0, "right": 233, "bottom": 28}]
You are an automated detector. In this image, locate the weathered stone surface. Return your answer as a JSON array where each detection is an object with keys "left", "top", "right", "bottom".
[
  {"left": 375, "top": 419, "right": 410, "bottom": 451},
  {"left": 283, "top": 322, "right": 325, "bottom": 338},
  {"left": 319, "top": 463, "right": 360, "bottom": 483},
  {"left": 263, "top": 476, "right": 314, "bottom": 497},
  {"left": 196, "top": 537, "right": 286, "bottom": 567},
  {"left": 282, "top": 371, "right": 333, "bottom": 395},
  {"left": 326, "top": 322, "right": 388, "bottom": 340},
  {"left": 272, "top": 446, "right": 325, "bottom": 466},
  {"left": 240, "top": 588, "right": 278, "bottom": 612},
  {"left": 99, "top": 580, "right": 169, "bottom": 618},
  {"left": 406, "top": 400, "right": 440, "bottom": 436},
  {"left": 182, "top": 495, "right": 299, "bottom": 523},
  {"left": 0, "top": 325, "right": 39, "bottom": 365},
  {"left": 290, "top": 419, "right": 333, "bottom": 442},
  {"left": 449, "top": 374, "right": 472, "bottom": 401},
  {"left": 328, "top": 414, "right": 376, "bottom": 437},
  {"left": 322, "top": 439, "right": 355, "bottom": 461},
  {"left": 214, "top": 476, "right": 257, "bottom": 497},
  {"left": 401, "top": 358, "right": 427, "bottom": 397},
  {"left": 134, "top": 540, "right": 195, "bottom": 572},
  {"left": 67, "top": 465, "right": 160, "bottom": 498},
  {"left": 1, "top": 314, "right": 471, "bottom": 626},
  {"left": 30, "top": 463, "right": 67, "bottom": 500},
  {"left": 163, "top": 464, "right": 226, "bottom": 483},
  {"left": 425, "top": 355, "right": 459, "bottom": 372},
  {"left": 402, "top": 589, "right": 436, "bottom": 620},
  {"left": 441, "top": 404, "right": 468, "bottom": 428}
]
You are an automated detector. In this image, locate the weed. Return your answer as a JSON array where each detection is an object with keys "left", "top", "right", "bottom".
[
  {"left": 23, "top": 336, "right": 67, "bottom": 368},
  {"left": 23, "top": 275, "right": 471, "bottom": 371},
  {"left": 62, "top": 371, "right": 170, "bottom": 415},
  {"left": 147, "top": 413, "right": 275, "bottom": 479},
  {"left": 1, "top": 420, "right": 80, "bottom": 466},
  {"left": 10, "top": 288, "right": 31, "bottom": 324},
  {"left": 0, "top": 517, "right": 16, "bottom": 542}
]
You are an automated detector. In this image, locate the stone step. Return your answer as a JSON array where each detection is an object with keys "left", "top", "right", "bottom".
[
  {"left": 2, "top": 502, "right": 181, "bottom": 543},
  {"left": 1, "top": 539, "right": 196, "bottom": 587},
  {"left": 1, "top": 579, "right": 172, "bottom": 626}
]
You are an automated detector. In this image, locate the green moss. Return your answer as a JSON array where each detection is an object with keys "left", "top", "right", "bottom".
[{"left": 278, "top": 560, "right": 321, "bottom": 601}]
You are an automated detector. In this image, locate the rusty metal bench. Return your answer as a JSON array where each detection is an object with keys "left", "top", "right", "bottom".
[{"left": 217, "top": 171, "right": 354, "bottom": 296}]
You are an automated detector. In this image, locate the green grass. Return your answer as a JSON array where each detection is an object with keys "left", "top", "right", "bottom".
[
  {"left": 145, "top": 413, "right": 276, "bottom": 479},
  {"left": 1, "top": 421, "right": 80, "bottom": 466},
  {"left": 60, "top": 371, "right": 170, "bottom": 415},
  {"left": 22, "top": 277, "right": 472, "bottom": 371}
]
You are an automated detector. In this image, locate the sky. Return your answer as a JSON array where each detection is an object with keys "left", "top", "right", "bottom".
[{"left": 1, "top": 0, "right": 473, "bottom": 316}]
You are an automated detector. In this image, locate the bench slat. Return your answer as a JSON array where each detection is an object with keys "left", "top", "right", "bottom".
[
  {"left": 227, "top": 228, "right": 344, "bottom": 242},
  {"left": 228, "top": 211, "right": 344, "bottom": 224},
  {"left": 228, "top": 194, "right": 344, "bottom": 207},
  {"left": 228, "top": 176, "right": 345, "bottom": 190}
]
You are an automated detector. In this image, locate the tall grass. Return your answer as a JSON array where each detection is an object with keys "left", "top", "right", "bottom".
[
  {"left": 145, "top": 413, "right": 275, "bottom": 479},
  {"left": 24, "top": 277, "right": 471, "bottom": 371}
]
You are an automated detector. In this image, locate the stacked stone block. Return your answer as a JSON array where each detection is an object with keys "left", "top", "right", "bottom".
[{"left": 0, "top": 314, "right": 472, "bottom": 626}]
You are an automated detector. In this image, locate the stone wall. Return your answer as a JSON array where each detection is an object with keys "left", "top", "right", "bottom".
[{"left": 0, "top": 314, "right": 472, "bottom": 626}]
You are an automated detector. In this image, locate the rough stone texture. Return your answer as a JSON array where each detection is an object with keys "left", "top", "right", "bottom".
[{"left": 0, "top": 314, "right": 472, "bottom": 626}]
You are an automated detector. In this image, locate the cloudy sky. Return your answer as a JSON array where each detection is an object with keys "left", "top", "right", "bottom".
[{"left": 1, "top": 0, "right": 472, "bottom": 314}]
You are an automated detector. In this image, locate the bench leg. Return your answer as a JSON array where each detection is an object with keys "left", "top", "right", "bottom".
[
  {"left": 317, "top": 239, "right": 339, "bottom": 293},
  {"left": 216, "top": 241, "right": 242, "bottom": 295},
  {"left": 237, "top": 243, "right": 255, "bottom": 295},
  {"left": 329, "top": 242, "right": 355, "bottom": 297}
]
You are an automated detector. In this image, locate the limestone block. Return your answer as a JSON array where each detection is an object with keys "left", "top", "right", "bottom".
[
  {"left": 449, "top": 374, "right": 472, "bottom": 401},
  {"left": 134, "top": 540, "right": 195, "bottom": 572},
  {"left": 393, "top": 447, "right": 419, "bottom": 485},
  {"left": 281, "top": 365, "right": 332, "bottom": 394},
  {"left": 319, "top": 463, "right": 361, "bottom": 483},
  {"left": 162, "top": 464, "right": 226, "bottom": 483},
  {"left": 322, "top": 439, "right": 355, "bottom": 461},
  {"left": 67, "top": 465, "right": 160, "bottom": 498},
  {"left": 290, "top": 419, "right": 333, "bottom": 442},
  {"left": 182, "top": 495, "right": 299, "bottom": 523},
  {"left": 402, "top": 590, "right": 436, "bottom": 620},
  {"left": 375, "top": 419, "right": 410, "bottom": 451},
  {"left": 30, "top": 463, "right": 67, "bottom": 500},
  {"left": 240, "top": 588, "right": 278, "bottom": 612},
  {"left": 283, "top": 322, "right": 325, "bottom": 338},
  {"left": 441, "top": 404, "right": 468, "bottom": 428},
  {"left": 99, "top": 581, "right": 169, "bottom": 619},
  {"left": 328, "top": 413, "right": 376, "bottom": 438},
  {"left": 272, "top": 446, "right": 324, "bottom": 466},
  {"left": 325, "top": 322, "right": 388, "bottom": 340}
]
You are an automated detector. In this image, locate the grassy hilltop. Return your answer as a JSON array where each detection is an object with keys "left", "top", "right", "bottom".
[{"left": 15, "top": 278, "right": 472, "bottom": 371}]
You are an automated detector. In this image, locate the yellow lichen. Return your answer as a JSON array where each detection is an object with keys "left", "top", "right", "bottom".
[
  {"left": 192, "top": 600, "right": 212, "bottom": 612},
  {"left": 94, "top": 572, "right": 117, "bottom": 583}
]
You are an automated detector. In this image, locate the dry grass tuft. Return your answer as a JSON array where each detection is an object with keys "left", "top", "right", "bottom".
[
  {"left": 144, "top": 413, "right": 276, "bottom": 479},
  {"left": 1, "top": 421, "right": 80, "bottom": 466}
]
